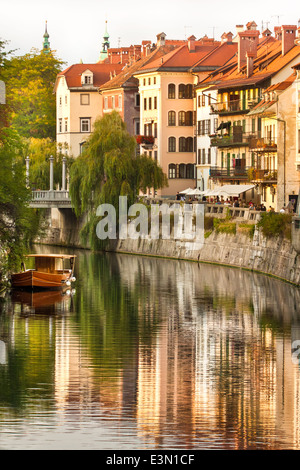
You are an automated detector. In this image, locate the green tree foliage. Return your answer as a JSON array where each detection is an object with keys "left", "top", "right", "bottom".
[
  {"left": 0, "top": 129, "right": 41, "bottom": 279},
  {"left": 69, "top": 111, "right": 168, "bottom": 249},
  {"left": 257, "top": 211, "right": 292, "bottom": 239},
  {"left": 1, "top": 48, "right": 64, "bottom": 139},
  {"left": 22, "top": 138, "right": 73, "bottom": 190}
]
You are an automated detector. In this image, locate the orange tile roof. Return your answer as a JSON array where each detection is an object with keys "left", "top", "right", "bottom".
[
  {"left": 136, "top": 41, "right": 221, "bottom": 72},
  {"left": 56, "top": 63, "right": 124, "bottom": 89},
  {"left": 191, "top": 42, "right": 238, "bottom": 69},
  {"left": 198, "top": 36, "right": 300, "bottom": 90},
  {"left": 99, "top": 44, "right": 182, "bottom": 91}
]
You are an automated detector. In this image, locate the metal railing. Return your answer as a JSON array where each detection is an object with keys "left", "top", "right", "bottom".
[{"left": 210, "top": 98, "right": 260, "bottom": 114}]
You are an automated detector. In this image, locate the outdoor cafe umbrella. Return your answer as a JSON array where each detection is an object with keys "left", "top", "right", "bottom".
[{"left": 179, "top": 188, "right": 194, "bottom": 195}]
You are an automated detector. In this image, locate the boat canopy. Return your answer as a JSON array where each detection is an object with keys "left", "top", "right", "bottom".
[{"left": 26, "top": 254, "right": 76, "bottom": 258}]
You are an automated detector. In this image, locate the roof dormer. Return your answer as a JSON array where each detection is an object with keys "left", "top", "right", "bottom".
[{"left": 81, "top": 69, "right": 94, "bottom": 86}]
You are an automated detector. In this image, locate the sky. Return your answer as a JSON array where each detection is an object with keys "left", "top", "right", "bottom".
[{"left": 1, "top": 0, "right": 299, "bottom": 67}]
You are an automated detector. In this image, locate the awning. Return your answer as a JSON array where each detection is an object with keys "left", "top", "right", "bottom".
[
  {"left": 217, "top": 121, "right": 231, "bottom": 131},
  {"left": 179, "top": 187, "right": 194, "bottom": 194},
  {"left": 204, "top": 184, "right": 255, "bottom": 197}
]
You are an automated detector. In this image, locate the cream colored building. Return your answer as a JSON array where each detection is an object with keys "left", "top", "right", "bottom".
[{"left": 55, "top": 63, "right": 123, "bottom": 157}]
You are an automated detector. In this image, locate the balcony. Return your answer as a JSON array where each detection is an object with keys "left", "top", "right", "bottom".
[
  {"left": 248, "top": 135, "right": 277, "bottom": 152},
  {"left": 210, "top": 166, "right": 249, "bottom": 180},
  {"left": 248, "top": 168, "right": 277, "bottom": 183},
  {"left": 210, "top": 130, "right": 250, "bottom": 148},
  {"left": 210, "top": 98, "right": 260, "bottom": 115},
  {"left": 135, "top": 135, "right": 155, "bottom": 149}
]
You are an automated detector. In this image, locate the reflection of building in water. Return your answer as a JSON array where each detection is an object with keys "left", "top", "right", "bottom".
[{"left": 115, "top": 254, "right": 300, "bottom": 448}]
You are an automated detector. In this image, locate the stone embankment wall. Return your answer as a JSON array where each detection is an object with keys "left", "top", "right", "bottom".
[{"left": 39, "top": 207, "right": 300, "bottom": 286}]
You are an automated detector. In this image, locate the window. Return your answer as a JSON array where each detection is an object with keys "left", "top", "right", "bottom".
[
  {"left": 186, "top": 137, "right": 193, "bottom": 152},
  {"left": 179, "top": 164, "right": 186, "bottom": 178},
  {"left": 154, "top": 151, "right": 157, "bottom": 161},
  {"left": 178, "top": 84, "right": 185, "bottom": 99},
  {"left": 168, "top": 83, "right": 176, "bottom": 99},
  {"left": 80, "top": 93, "right": 90, "bottom": 105},
  {"left": 168, "top": 111, "right": 176, "bottom": 126},
  {"left": 154, "top": 122, "right": 157, "bottom": 138},
  {"left": 64, "top": 118, "right": 68, "bottom": 132},
  {"left": 169, "top": 164, "right": 176, "bottom": 179},
  {"left": 135, "top": 120, "right": 140, "bottom": 136},
  {"left": 179, "top": 84, "right": 192, "bottom": 99},
  {"left": 80, "top": 118, "right": 91, "bottom": 133},
  {"left": 58, "top": 118, "right": 62, "bottom": 133},
  {"left": 59, "top": 96, "right": 62, "bottom": 106},
  {"left": 186, "top": 164, "right": 194, "bottom": 179},
  {"left": 154, "top": 77, "right": 156, "bottom": 85},
  {"left": 135, "top": 93, "right": 140, "bottom": 107},
  {"left": 148, "top": 78, "right": 151, "bottom": 85},
  {"left": 148, "top": 97, "right": 152, "bottom": 110},
  {"left": 65, "top": 95, "right": 67, "bottom": 105},
  {"left": 104, "top": 97, "right": 108, "bottom": 110},
  {"left": 202, "top": 94, "right": 205, "bottom": 106},
  {"left": 186, "top": 111, "right": 193, "bottom": 126},
  {"left": 197, "top": 149, "right": 201, "bottom": 164},
  {"left": 179, "top": 137, "right": 186, "bottom": 152},
  {"left": 178, "top": 111, "right": 186, "bottom": 126},
  {"left": 202, "top": 149, "right": 205, "bottom": 164},
  {"left": 144, "top": 98, "right": 147, "bottom": 110},
  {"left": 154, "top": 96, "right": 157, "bottom": 109},
  {"left": 118, "top": 95, "right": 122, "bottom": 109},
  {"left": 168, "top": 137, "right": 176, "bottom": 152},
  {"left": 111, "top": 96, "right": 115, "bottom": 109},
  {"left": 84, "top": 75, "right": 92, "bottom": 85}
]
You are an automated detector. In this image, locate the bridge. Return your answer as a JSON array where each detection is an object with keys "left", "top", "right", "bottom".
[
  {"left": 30, "top": 190, "right": 72, "bottom": 209},
  {"left": 28, "top": 155, "right": 73, "bottom": 209}
]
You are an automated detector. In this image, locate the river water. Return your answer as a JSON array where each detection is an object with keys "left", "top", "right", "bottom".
[{"left": 1, "top": 247, "right": 300, "bottom": 450}]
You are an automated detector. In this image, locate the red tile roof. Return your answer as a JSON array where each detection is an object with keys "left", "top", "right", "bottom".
[
  {"left": 55, "top": 63, "right": 124, "bottom": 89},
  {"left": 99, "top": 43, "right": 183, "bottom": 91},
  {"left": 136, "top": 41, "right": 221, "bottom": 72},
  {"left": 198, "top": 35, "right": 300, "bottom": 90}
]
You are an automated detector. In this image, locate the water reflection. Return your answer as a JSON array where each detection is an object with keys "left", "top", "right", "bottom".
[{"left": 1, "top": 249, "right": 300, "bottom": 449}]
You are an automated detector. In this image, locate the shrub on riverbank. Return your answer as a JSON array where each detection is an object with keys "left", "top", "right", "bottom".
[
  {"left": 213, "top": 217, "right": 236, "bottom": 235},
  {"left": 257, "top": 212, "right": 292, "bottom": 239}
]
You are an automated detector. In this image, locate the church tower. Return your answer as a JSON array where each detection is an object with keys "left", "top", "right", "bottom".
[
  {"left": 99, "top": 21, "right": 110, "bottom": 62},
  {"left": 43, "top": 21, "right": 50, "bottom": 54}
]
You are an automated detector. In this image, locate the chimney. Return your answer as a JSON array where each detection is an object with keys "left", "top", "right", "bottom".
[
  {"left": 237, "top": 29, "right": 259, "bottom": 72},
  {"left": 281, "top": 25, "right": 297, "bottom": 55},
  {"left": 188, "top": 35, "right": 196, "bottom": 52},
  {"left": 246, "top": 51, "right": 255, "bottom": 77},
  {"left": 156, "top": 32, "right": 166, "bottom": 47}
]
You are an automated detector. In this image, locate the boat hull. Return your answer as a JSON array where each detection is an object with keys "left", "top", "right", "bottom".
[{"left": 11, "top": 270, "right": 72, "bottom": 289}]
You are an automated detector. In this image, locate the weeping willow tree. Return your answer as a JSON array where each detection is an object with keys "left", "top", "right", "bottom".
[{"left": 69, "top": 111, "right": 168, "bottom": 250}]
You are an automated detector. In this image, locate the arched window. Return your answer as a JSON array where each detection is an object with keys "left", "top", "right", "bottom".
[
  {"left": 186, "top": 137, "right": 194, "bottom": 152},
  {"left": 168, "top": 136, "right": 176, "bottom": 152},
  {"left": 168, "top": 83, "right": 176, "bottom": 99},
  {"left": 186, "top": 84, "right": 193, "bottom": 99},
  {"left": 168, "top": 110, "right": 176, "bottom": 126},
  {"left": 179, "top": 137, "right": 186, "bottom": 152},
  {"left": 185, "top": 111, "right": 193, "bottom": 126},
  {"left": 178, "top": 84, "right": 186, "bottom": 99},
  {"left": 178, "top": 111, "right": 186, "bottom": 126},
  {"left": 168, "top": 164, "right": 176, "bottom": 179},
  {"left": 179, "top": 164, "right": 186, "bottom": 178},
  {"left": 186, "top": 164, "right": 195, "bottom": 179}
]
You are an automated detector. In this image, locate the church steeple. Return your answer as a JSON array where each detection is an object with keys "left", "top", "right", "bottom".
[
  {"left": 43, "top": 21, "right": 50, "bottom": 54},
  {"left": 99, "top": 21, "right": 110, "bottom": 61}
]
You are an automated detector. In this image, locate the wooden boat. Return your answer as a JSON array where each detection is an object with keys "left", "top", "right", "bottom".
[{"left": 10, "top": 254, "right": 76, "bottom": 289}]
